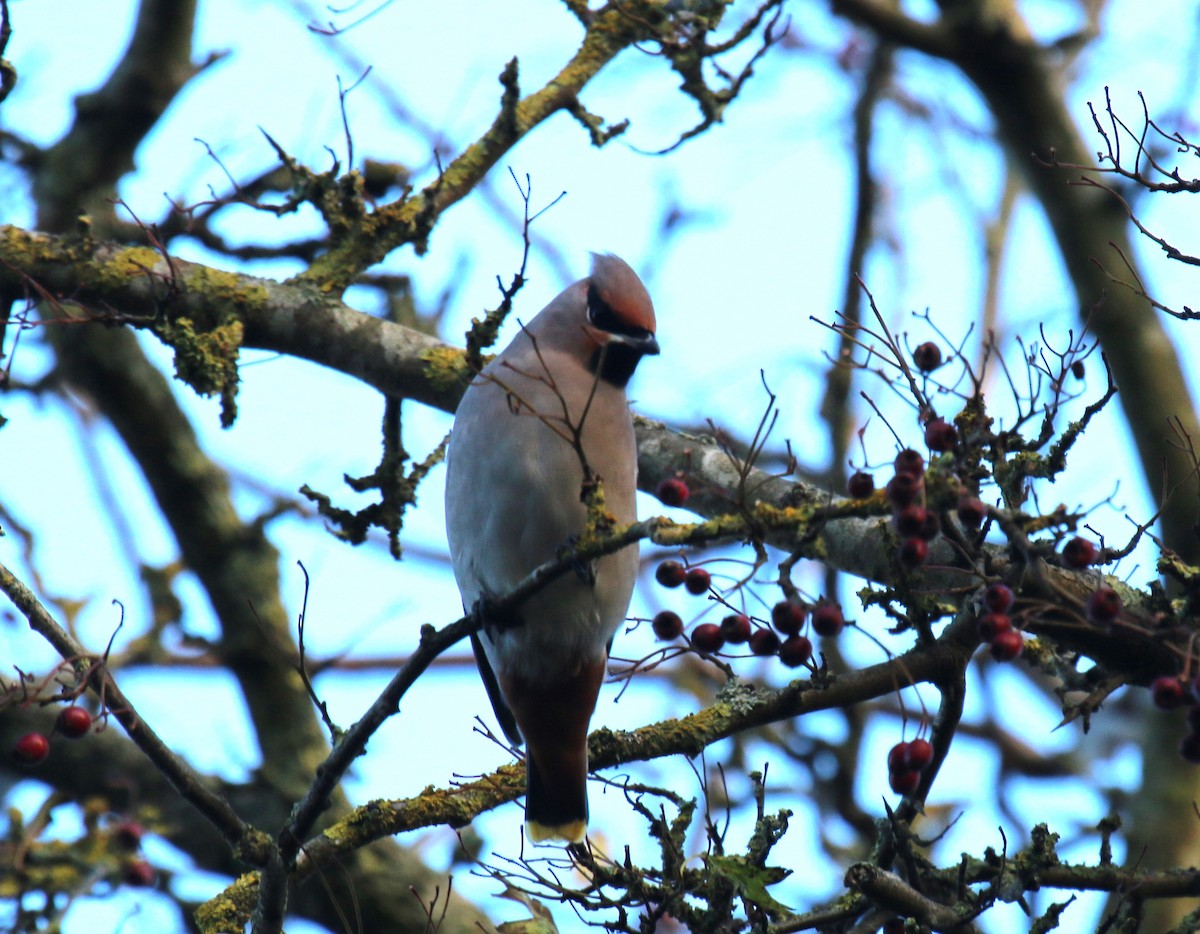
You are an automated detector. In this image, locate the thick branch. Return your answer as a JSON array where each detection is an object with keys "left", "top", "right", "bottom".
[{"left": 33, "top": 0, "right": 203, "bottom": 229}]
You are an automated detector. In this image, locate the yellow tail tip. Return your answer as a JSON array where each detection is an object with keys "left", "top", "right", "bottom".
[{"left": 527, "top": 818, "right": 586, "bottom": 844}]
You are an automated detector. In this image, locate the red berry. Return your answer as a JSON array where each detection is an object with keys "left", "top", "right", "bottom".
[
  {"left": 903, "top": 738, "right": 933, "bottom": 771},
  {"left": 655, "top": 561, "right": 686, "bottom": 588},
  {"left": 889, "top": 768, "right": 921, "bottom": 795},
  {"left": 720, "top": 613, "right": 752, "bottom": 644},
  {"left": 748, "top": 628, "right": 781, "bottom": 656},
  {"left": 1179, "top": 732, "right": 1200, "bottom": 765},
  {"left": 122, "top": 859, "right": 155, "bottom": 887},
  {"left": 924, "top": 418, "right": 957, "bottom": 452},
  {"left": 651, "top": 610, "right": 684, "bottom": 640},
  {"left": 887, "top": 741, "right": 909, "bottom": 773},
  {"left": 778, "top": 635, "right": 813, "bottom": 667},
  {"left": 656, "top": 477, "right": 690, "bottom": 507},
  {"left": 886, "top": 473, "right": 922, "bottom": 508},
  {"left": 113, "top": 821, "right": 145, "bottom": 850},
  {"left": 913, "top": 341, "right": 942, "bottom": 373},
  {"left": 894, "top": 505, "right": 928, "bottom": 538},
  {"left": 983, "top": 582, "right": 1015, "bottom": 614},
  {"left": 882, "top": 919, "right": 906, "bottom": 934},
  {"left": 898, "top": 537, "right": 928, "bottom": 570},
  {"left": 811, "top": 602, "right": 845, "bottom": 637},
  {"left": 1062, "top": 536, "right": 1098, "bottom": 569},
  {"left": 893, "top": 449, "right": 924, "bottom": 478},
  {"left": 848, "top": 470, "right": 875, "bottom": 499},
  {"left": 917, "top": 510, "right": 941, "bottom": 540},
  {"left": 690, "top": 623, "right": 725, "bottom": 653},
  {"left": 770, "top": 600, "right": 807, "bottom": 635},
  {"left": 684, "top": 567, "right": 711, "bottom": 595},
  {"left": 1071, "top": 360, "right": 1085, "bottom": 379},
  {"left": 977, "top": 612, "right": 1013, "bottom": 642},
  {"left": 989, "top": 629, "right": 1024, "bottom": 661},
  {"left": 1087, "top": 586, "right": 1122, "bottom": 623},
  {"left": 56, "top": 706, "right": 92, "bottom": 739},
  {"left": 13, "top": 732, "right": 50, "bottom": 766},
  {"left": 1152, "top": 676, "right": 1188, "bottom": 710},
  {"left": 956, "top": 495, "right": 986, "bottom": 529}
]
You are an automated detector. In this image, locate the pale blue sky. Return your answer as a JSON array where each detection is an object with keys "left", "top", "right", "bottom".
[{"left": 2, "top": 0, "right": 1198, "bottom": 930}]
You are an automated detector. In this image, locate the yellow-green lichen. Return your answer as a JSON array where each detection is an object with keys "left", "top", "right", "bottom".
[
  {"left": 156, "top": 316, "right": 244, "bottom": 428},
  {"left": 420, "top": 344, "right": 477, "bottom": 397},
  {"left": 146, "top": 265, "right": 269, "bottom": 428},
  {"left": 194, "top": 872, "right": 260, "bottom": 933},
  {"left": 95, "top": 246, "right": 163, "bottom": 288},
  {"left": 182, "top": 265, "right": 269, "bottom": 327}
]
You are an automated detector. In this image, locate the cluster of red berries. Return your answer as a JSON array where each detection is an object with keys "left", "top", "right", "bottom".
[
  {"left": 887, "top": 736, "right": 933, "bottom": 795},
  {"left": 977, "top": 582, "right": 1023, "bottom": 661},
  {"left": 849, "top": 447, "right": 989, "bottom": 572},
  {"left": 652, "top": 559, "right": 845, "bottom": 665},
  {"left": 887, "top": 449, "right": 940, "bottom": 570},
  {"left": 655, "top": 559, "right": 711, "bottom": 596},
  {"left": 11, "top": 705, "right": 95, "bottom": 767}
]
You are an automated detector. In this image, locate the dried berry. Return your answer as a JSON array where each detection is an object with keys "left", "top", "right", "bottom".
[
  {"left": 924, "top": 417, "right": 957, "bottom": 452},
  {"left": 983, "top": 582, "right": 1015, "bottom": 614},
  {"left": 904, "top": 738, "right": 934, "bottom": 771},
  {"left": 898, "top": 537, "right": 928, "bottom": 570},
  {"left": 113, "top": 821, "right": 145, "bottom": 850},
  {"left": 656, "top": 477, "right": 690, "bottom": 507},
  {"left": 886, "top": 473, "right": 922, "bottom": 508},
  {"left": 778, "top": 635, "right": 813, "bottom": 668},
  {"left": 684, "top": 567, "right": 711, "bottom": 595},
  {"left": 989, "top": 629, "right": 1024, "bottom": 661},
  {"left": 57, "top": 705, "right": 92, "bottom": 739},
  {"left": 720, "top": 614, "right": 752, "bottom": 644},
  {"left": 913, "top": 341, "right": 943, "bottom": 372},
  {"left": 690, "top": 623, "right": 725, "bottom": 653},
  {"left": 655, "top": 561, "right": 686, "bottom": 588},
  {"left": 122, "top": 859, "right": 155, "bottom": 887},
  {"left": 1151, "top": 676, "right": 1188, "bottom": 710},
  {"left": 12, "top": 732, "right": 50, "bottom": 767},
  {"left": 770, "top": 600, "right": 807, "bottom": 636},
  {"left": 894, "top": 505, "right": 928, "bottom": 538},
  {"left": 977, "top": 612, "right": 1013, "bottom": 642},
  {"left": 811, "top": 603, "right": 845, "bottom": 637},
  {"left": 893, "top": 449, "right": 925, "bottom": 478},
  {"left": 956, "top": 495, "right": 986, "bottom": 529},
  {"left": 652, "top": 610, "right": 684, "bottom": 640},
  {"left": 889, "top": 768, "right": 921, "bottom": 795},
  {"left": 1062, "top": 537, "right": 1098, "bottom": 569},
  {"left": 1087, "top": 586, "right": 1122, "bottom": 624},
  {"left": 748, "top": 628, "right": 781, "bottom": 656},
  {"left": 847, "top": 470, "right": 875, "bottom": 499}
]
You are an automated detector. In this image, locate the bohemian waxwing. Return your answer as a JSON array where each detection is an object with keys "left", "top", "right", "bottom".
[{"left": 444, "top": 253, "right": 659, "bottom": 844}]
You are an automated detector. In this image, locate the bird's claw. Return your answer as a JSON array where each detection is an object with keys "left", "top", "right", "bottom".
[
  {"left": 558, "top": 535, "right": 597, "bottom": 587},
  {"left": 472, "top": 594, "right": 523, "bottom": 636}
]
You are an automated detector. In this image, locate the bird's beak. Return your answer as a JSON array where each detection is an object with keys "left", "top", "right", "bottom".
[{"left": 616, "top": 332, "right": 660, "bottom": 356}]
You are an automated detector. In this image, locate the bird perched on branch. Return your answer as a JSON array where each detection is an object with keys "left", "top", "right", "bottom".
[{"left": 445, "top": 253, "right": 659, "bottom": 843}]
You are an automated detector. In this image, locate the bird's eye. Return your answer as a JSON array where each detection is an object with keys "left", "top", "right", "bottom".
[{"left": 587, "top": 284, "right": 652, "bottom": 341}]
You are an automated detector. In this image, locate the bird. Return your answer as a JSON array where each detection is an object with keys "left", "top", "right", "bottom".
[{"left": 444, "top": 253, "right": 659, "bottom": 844}]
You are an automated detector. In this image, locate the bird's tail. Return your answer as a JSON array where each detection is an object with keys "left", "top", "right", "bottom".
[
  {"left": 503, "top": 658, "right": 606, "bottom": 844},
  {"left": 524, "top": 740, "right": 589, "bottom": 844}
]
